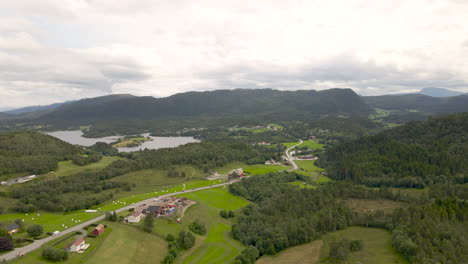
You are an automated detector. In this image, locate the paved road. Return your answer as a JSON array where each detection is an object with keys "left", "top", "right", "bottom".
[
  {"left": 286, "top": 140, "right": 303, "bottom": 171},
  {"left": 1, "top": 180, "right": 238, "bottom": 262}
]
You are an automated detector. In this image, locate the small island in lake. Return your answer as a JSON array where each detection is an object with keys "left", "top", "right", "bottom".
[{"left": 111, "top": 135, "right": 152, "bottom": 148}]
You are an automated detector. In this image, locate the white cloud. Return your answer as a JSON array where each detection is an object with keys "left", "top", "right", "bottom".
[{"left": 1, "top": 0, "right": 468, "bottom": 107}]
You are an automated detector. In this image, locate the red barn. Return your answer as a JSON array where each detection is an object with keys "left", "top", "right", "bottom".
[{"left": 92, "top": 224, "right": 105, "bottom": 236}]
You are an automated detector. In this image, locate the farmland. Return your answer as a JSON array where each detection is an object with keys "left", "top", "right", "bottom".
[
  {"left": 256, "top": 240, "right": 323, "bottom": 264},
  {"left": 296, "top": 160, "right": 325, "bottom": 173},
  {"left": 151, "top": 187, "right": 248, "bottom": 264},
  {"left": 319, "top": 227, "right": 410, "bottom": 264},
  {"left": 257, "top": 227, "right": 409, "bottom": 264},
  {"left": 51, "top": 156, "right": 122, "bottom": 178},
  {"left": 283, "top": 140, "right": 324, "bottom": 149},
  {"left": 217, "top": 162, "right": 290, "bottom": 175}
]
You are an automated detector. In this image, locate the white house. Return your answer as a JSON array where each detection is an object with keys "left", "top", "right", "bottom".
[
  {"left": 68, "top": 238, "right": 89, "bottom": 253},
  {"left": 127, "top": 211, "right": 143, "bottom": 223}
]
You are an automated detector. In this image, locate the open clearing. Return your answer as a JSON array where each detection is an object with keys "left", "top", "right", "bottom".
[
  {"left": 296, "top": 160, "right": 324, "bottom": 173},
  {"left": 51, "top": 156, "right": 122, "bottom": 178},
  {"left": 283, "top": 140, "right": 324, "bottom": 149},
  {"left": 319, "top": 227, "right": 409, "bottom": 264},
  {"left": 345, "top": 199, "right": 407, "bottom": 214},
  {"left": 256, "top": 240, "right": 323, "bottom": 264},
  {"left": 217, "top": 162, "right": 290, "bottom": 175}
]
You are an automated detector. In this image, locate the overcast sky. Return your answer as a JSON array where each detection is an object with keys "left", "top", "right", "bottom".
[{"left": 1, "top": 0, "right": 468, "bottom": 108}]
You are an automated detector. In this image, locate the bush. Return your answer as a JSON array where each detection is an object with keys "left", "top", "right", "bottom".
[
  {"left": 228, "top": 210, "right": 235, "bottom": 218},
  {"left": 42, "top": 247, "right": 68, "bottom": 261},
  {"left": 188, "top": 219, "right": 207, "bottom": 235},
  {"left": 166, "top": 234, "right": 175, "bottom": 242},
  {"left": 219, "top": 210, "right": 228, "bottom": 218},
  {"left": 0, "top": 237, "right": 13, "bottom": 251},
  {"left": 27, "top": 224, "right": 43, "bottom": 237}
]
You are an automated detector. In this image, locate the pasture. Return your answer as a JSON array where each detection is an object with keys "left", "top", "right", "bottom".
[
  {"left": 51, "top": 156, "right": 122, "bottom": 178},
  {"left": 319, "top": 227, "right": 410, "bottom": 264},
  {"left": 296, "top": 160, "right": 324, "bottom": 173},
  {"left": 217, "top": 162, "right": 290, "bottom": 175},
  {"left": 152, "top": 187, "right": 248, "bottom": 264},
  {"left": 256, "top": 240, "right": 323, "bottom": 264}
]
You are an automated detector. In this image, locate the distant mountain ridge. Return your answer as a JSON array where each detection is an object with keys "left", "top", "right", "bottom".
[{"left": 417, "top": 87, "right": 465, "bottom": 97}]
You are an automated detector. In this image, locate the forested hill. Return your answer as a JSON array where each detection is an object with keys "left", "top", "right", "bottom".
[
  {"left": 0, "top": 131, "right": 79, "bottom": 177},
  {"left": 319, "top": 112, "right": 468, "bottom": 188},
  {"left": 362, "top": 94, "right": 468, "bottom": 113},
  {"left": 15, "top": 88, "right": 371, "bottom": 123}
]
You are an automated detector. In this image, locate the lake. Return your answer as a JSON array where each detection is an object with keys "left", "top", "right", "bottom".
[{"left": 46, "top": 131, "right": 200, "bottom": 152}]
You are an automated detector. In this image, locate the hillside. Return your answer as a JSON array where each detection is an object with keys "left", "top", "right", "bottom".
[
  {"left": 363, "top": 94, "right": 468, "bottom": 113},
  {"left": 37, "top": 89, "right": 369, "bottom": 121},
  {"left": 417, "top": 87, "right": 464, "bottom": 97},
  {"left": 318, "top": 112, "right": 468, "bottom": 188},
  {"left": 0, "top": 131, "right": 79, "bottom": 177}
]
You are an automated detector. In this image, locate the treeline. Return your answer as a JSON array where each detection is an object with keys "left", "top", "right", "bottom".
[
  {"left": 0, "top": 131, "right": 79, "bottom": 177},
  {"left": 71, "top": 154, "right": 103, "bottom": 166},
  {"left": 319, "top": 113, "right": 468, "bottom": 188},
  {"left": 9, "top": 141, "right": 272, "bottom": 212}
]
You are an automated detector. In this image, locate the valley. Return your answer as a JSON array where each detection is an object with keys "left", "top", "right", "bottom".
[{"left": 0, "top": 90, "right": 466, "bottom": 264}]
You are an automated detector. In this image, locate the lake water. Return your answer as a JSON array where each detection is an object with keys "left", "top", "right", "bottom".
[{"left": 46, "top": 131, "right": 200, "bottom": 152}]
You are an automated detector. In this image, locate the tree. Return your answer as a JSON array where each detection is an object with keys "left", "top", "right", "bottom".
[
  {"left": 166, "top": 234, "right": 175, "bottom": 242},
  {"left": 27, "top": 224, "right": 43, "bottom": 237},
  {"left": 142, "top": 214, "right": 154, "bottom": 233},
  {"left": 177, "top": 230, "right": 195, "bottom": 249},
  {"left": 219, "top": 210, "right": 228, "bottom": 218},
  {"left": 189, "top": 219, "right": 206, "bottom": 235},
  {"left": 0, "top": 237, "right": 13, "bottom": 252},
  {"left": 228, "top": 210, "right": 235, "bottom": 218},
  {"left": 42, "top": 247, "right": 68, "bottom": 261}
]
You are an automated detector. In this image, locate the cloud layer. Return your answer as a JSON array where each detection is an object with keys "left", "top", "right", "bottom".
[{"left": 1, "top": 0, "right": 468, "bottom": 107}]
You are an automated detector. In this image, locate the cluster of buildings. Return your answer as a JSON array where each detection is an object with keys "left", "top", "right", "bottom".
[
  {"left": 228, "top": 168, "right": 244, "bottom": 178},
  {"left": 125, "top": 197, "right": 191, "bottom": 223}
]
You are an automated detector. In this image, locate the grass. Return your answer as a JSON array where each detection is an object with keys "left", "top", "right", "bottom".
[
  {"left": 283, "top": 140, "right": 324, "bottom": 150},
  {"left": 231, "top": 127, "right": 270, "bottom": 133},
  {"left": 319, "top": 226, "right": 410, "bottom": 264},
  {"left": 178, "top": 188, "right": 248, "bottom": 264},
  {"left": 296, "top": 160, "right": 324, "bottom": 173},
  {"left": 345, "top": 199, "right": 408, "bottom": 214},
  {"left": 256, "top": 240, "right": 323, "bottom": 264},
  {"left": 9, "top": 225, "right": 112, "bottom": 264},
  {"left": 85, "top": 222, "right": 167, "bottom": 264},
  {"left": 149, "top": 188, "right": 248, "bottom": 264},
  {"left": 50, "top": 156, "right": 122, "bottom": 178},
  {"left": 217, "top": 162, "right": 290, "bottom": 175},
  {"left": 290, "top": 181, "right": 317, "bottom": 189},
  {"left": 10, "top": 221, "right": 168, "bottom": 264},
  {"left": 316, "top": 175, "right": 332, "bottom": 183},
  {"left": 112, "top": 137, "right": 151, "bottom": 148},
  {"left": 0, "top": 211, "right": 100, "bottom": 233}
]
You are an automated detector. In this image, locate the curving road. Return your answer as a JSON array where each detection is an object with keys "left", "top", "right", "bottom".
[
  {"left": 1, "top": 180, "right": 239, "bottom": 262},
  {"left": 286, "top": 140, "right": 303, "bottom": 171}
]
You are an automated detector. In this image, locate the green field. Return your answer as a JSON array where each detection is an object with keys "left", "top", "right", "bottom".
[
  {"left": 51, "top": 156, "right": 122, "bottom": 178},
  {"left": 289, "top": 181, "right": 317, "bottom": 189},
  {"left": 217, "top": 162, "right": 290, "bottom": 175},
  {"left": 283, "top": 140, "right": 324, "bottom": 150},
  {"left": 231, "top": 127, "right": 270, "bottom": 133},
  {"left": 256, "top": 240, "right": 323, "bottom": 264},
  {"left": 10, "top": 221, "right": 167, "bottom": 264},
  {"left": 179, "top": 188, "right": 248, "bottom": 264},
  {"left": 150, "top": 188, "right": 248, "bottom": 264},
  {"left": 0, "top": 211, "right": 100, "bottom": 233},
  {"left": 319, "top": 227, "right": 410, "bottom": 264},
  {"left": 296, "top": 160, "right": 324, "bottom": 173},
  {"left": 257, "top": 227, "right": 409, "bottom": 264}
]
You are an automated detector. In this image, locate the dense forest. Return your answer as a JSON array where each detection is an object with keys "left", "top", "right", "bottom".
[
  {"left": 0, "top": 132, "right": 79, "bottom": 178},
  {"left": 318, "top": 113, "right": 468, "bottom": 188},
  {"left": 9, "top": 141, "right": 275, "bottom": 212},
  {"left": 230, "top": 173, "right": 467, "bottom": 264}
]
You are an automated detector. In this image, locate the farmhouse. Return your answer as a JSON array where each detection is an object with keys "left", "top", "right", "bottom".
[
  {"left": 127, "top": 211, "right": 143, "bottom": 223},
  {"left": 143, "top": 205, "right": 163, "bottom": 215},
  {"left": 68, "top": 238, "right": 89, "bottom": 253},
  {"left": 92, "top": 224, "right": 105, "bottom": 236},
  {"left": 228, "top": 168, "right": 244, "bottom": 178},
  {"left": 6, "top": 223, "right": 20, "bottom": 234}
]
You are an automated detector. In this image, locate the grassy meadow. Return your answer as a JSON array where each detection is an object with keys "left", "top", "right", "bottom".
[
  {"left": 319, "top": 227, "right": 410, "bottom": 264},
  {"left": 256, "top": 240, "right": 323, "bottom": 264},
  {"left": 51, "top": 156, "right": 122, "bottom": 178},
  {"left": 150, "top": 187, "right": 248, "bottom": 264}
]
